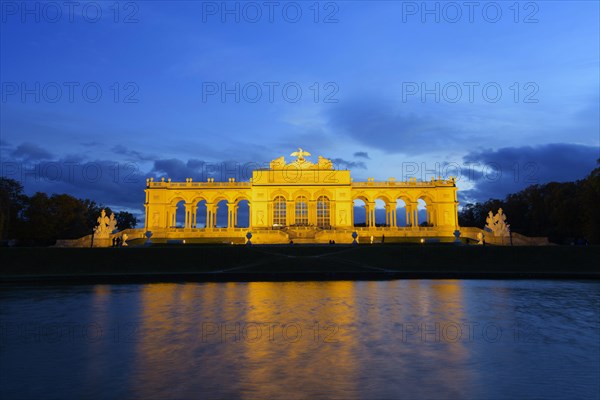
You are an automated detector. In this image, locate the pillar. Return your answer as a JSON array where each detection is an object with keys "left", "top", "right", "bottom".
[
  {"left": 205, "top": 203, "right": 214, "bottom": 229},
  {"left": 184, "top": 204, "right": 195, "bottom": 228},
  {"left": 412, "top": 202, "right": 419, "bottom": 228},
  {"left": 309, "top": 200, "right": 317, "bottom": 226},
  {"left": 169, "top": 206, "right": 177, "bottom": 228},
  {"left": 368, "top": 202, "right": 376, "bottom": 228},
  {"left": 387, "top": 206, "right": 392, "bottom": 227},
  {"left": 386, "top": 203, "right": 397, "bottom": 227},
  {"left": 227, "top": 202, "right": 235, "bottom": 230},
  {"left": 287, "top": 201, "right": 295, "bottom": 226}
]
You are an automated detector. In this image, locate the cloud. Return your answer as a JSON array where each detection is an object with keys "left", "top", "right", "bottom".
[
  {"left": 460, "top": 143, "right": 599, "bottom": 202},
  {"left": 1, "top": 158, "right": 146, "bottom": 211},
  {"left": 150, "top": 158, "right": 261, "bottom": 182},
  {"left": 11, "top": 142, "right": 53, "bottom": 161},
  {"left": 331, "top": 158, "right": 367, "bottom": 170},
  {"left": 354, "top": 151, "right": 370, "bottom": 159},
  {"left": 327, "top": 97, "right": 472, "bottom": 155},
  {"left": 112, "top": 145, "right": 156, "bottom": 162}
]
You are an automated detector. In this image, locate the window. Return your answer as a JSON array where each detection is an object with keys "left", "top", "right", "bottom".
[
  {"left": 295, "top": 196, "right": 308, "bottom": 225},
  {"left": 273, "top": 196, "right": 286, "bottom": 226},
  {"left": 317, "top": 196, "right": 330, "bottom": 227}
]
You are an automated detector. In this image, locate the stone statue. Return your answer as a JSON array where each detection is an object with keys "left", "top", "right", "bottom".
[
  {"left": 477, "top": 232, "right": 485, "bottom": 245},
  {"left": 121, "top": 233, "right": 128, "bottom": 246},
  {"left": 485, "top": 208, "right": 510, "bottom": 237},
  {"left": 94, "top": 209, "right": 111, "bottom": 238},
  {"left": 108, "top": 212, "right": 118, "bottom": 233},
  {"left": 270, "top": 156, "right": 285, "bottom": 169},
  {"left": 317, "top": 156, "right": 333, "bottom": 170}
]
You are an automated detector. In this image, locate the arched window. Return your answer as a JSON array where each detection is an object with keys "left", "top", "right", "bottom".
[
  {"left": 273, "top": 196, "right": 286, "bottom": 226},
  {"left": 317, "top": 196, "right": 330, "bottom": 228},
  {"left": 295, "top": 196, "right": 308, "bottom": 225}
]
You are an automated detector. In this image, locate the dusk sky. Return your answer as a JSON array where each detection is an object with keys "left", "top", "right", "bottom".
[{"left": 1, "top": 1, "right": 598, "bottom": 221}]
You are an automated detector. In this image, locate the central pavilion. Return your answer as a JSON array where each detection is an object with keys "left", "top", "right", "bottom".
[{"left": 143, "top": 150, "right": 459, "bottom": 243}]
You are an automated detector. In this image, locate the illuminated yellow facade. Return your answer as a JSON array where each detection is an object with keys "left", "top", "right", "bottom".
[{"left": 144, "top": 150, "right": 459, "bottom": 243}]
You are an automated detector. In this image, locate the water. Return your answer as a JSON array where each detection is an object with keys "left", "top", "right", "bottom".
[{"left": 1, "top": 280, "right": 599, "bottom": 400}]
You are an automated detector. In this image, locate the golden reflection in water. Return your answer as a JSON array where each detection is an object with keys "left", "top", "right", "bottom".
[
  {"left": 240, "top": 281, "right": 360, "bottom": 399},
  {"left": 84, "top": 285, "right": 112, "bottom": 396},
  {"left": 126, "top": 280, "right": 474, "bottom": 399},
  {"left": 426, "top": 280, "right": 474, "bottom": 396}
]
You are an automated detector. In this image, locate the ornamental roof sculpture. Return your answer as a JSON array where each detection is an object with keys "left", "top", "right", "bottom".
[{"left": 270, "top": 148, "right": 334, "bottom": 170}]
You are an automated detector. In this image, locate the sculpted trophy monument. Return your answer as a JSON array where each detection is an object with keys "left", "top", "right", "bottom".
[
  {"left": 485, "top": 208, "right": 510, "bottom": 237},
  {"left": 94, "top": 209, "right": 118, "bottom": 239}
]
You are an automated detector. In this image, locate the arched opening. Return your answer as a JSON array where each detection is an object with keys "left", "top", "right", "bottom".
[
  {"left": 316, "top": 196, "right": 330, "bottom": 228},
  {"left": 194, "top": 199, "right": 207, "bottom": 228},
  {"left": 236, "top": 199, "right": 250, "bottom": 228},
  {"left": 173, "top": 200, "right": 185, "bottom": 228},
  {"left": 273, "top": 196, "right": 286, "bottom": 227},
  {"left": 353, "top": 198, "right": 367, "bottom": 227},
  {"left": 374, "top": 198, "right": 387, "bottom": 226},
  {"left": 215, "top": 199, "right": 228, "bottom": 228},
  {"left": 395, "top": 198, "right": 408, "bottom": 227},
  {"left": 295, "top": 196, "right": 308, "bottom": 226},
  {"left": 418, "top": 197, "right": 434, "bottom": 227}
]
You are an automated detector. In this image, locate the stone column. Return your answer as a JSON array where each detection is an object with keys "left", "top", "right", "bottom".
[
  {"left": 227, "top": 202, "right": 235, "bottom": 230},
  {"left": 247, "top": 202, "right": 252, "bottom": 229},
  {"left": 368, "top": 202, "right": 376, "bottom": 228},
  {"left": 184, "top": 204, "right": 193, "bottom": 228},
  {"left": 170, "top": 207, "right": 177, "bottom": 228},
  {"left": 205, "top": 203, "right": 213, "bottom": 229},
  {"left": 385, "top": 204, "right": 392, "bottom": 226},
  {"left": 308, "top": 200, "right": 317, "bottom": 226},
  {"left": 191, "top": 207, "right": 197, "bottom": 228},
  {"left": 412, "top": 203, "right": 419, "bottom": 228},
  {"left": 287, "top": 201, "right": 295, "bottom": 226}
]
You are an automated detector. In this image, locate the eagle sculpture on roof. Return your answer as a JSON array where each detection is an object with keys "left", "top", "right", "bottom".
[{"left": 290, "top": 148, "right": 311, "bottom": 161}]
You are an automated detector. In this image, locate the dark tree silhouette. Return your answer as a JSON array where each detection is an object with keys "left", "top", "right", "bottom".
[{"left": 459, "top": 161, "right": 600, "bottom": 244}]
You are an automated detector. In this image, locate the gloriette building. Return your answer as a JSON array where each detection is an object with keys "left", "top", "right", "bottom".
[{"left": 143, "top": 149, "right": 459, "bottom": 243}]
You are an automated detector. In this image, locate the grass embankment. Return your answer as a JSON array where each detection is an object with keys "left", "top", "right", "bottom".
[{"left": 1, "top": 245, "right": 598, "bottom": 283}]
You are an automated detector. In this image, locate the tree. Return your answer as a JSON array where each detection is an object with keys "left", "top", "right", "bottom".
[
  {"left": 580, "top": 162, "right": 600, "bottom": 244},
  {"left": 116, "top": 211, "right": 137, "bottom": 230},
  {"left": 0, "top": 178, "right": 27, "bottom": 240},
  {"left": 459, "top": 161, "right": 600, "bottom": 244}
]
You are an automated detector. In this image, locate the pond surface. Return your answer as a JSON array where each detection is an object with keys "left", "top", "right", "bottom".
[{"left": 1, "top": 280, "right": 599, "bottom": 399}]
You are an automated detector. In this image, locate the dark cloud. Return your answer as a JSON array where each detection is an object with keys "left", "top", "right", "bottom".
[
  {"left": 331, "top": 158, "right": 367, "bottom": 170},
  {"left": 354, "top": 151, "right": 370, "bottom": 159},
  {"left": 461, "top": 143, "right": 599, "bottom": 203},
  {"left": 11, "top": 142, "right": 53, "bottom": 161},
  {"left": 1, "top": 158, "right": 146, "bottom": 212},
  {"left": 112, "top": 145, "right": 156, "bottom": 161},
  {"left": 151, "top": 158, "right": 261, "bottom": 182},
  {"left": 151, "top": 159, "right": 201, "bottom": 181},
  {"left": 327, "top": 97, "right": 471, "bottom": 155}
]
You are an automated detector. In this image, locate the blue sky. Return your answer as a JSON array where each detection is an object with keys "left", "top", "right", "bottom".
[{"left": 1, "top": 1, "right": 599, "bottom": 221}]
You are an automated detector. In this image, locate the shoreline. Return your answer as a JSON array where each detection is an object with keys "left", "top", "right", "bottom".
[{"left": 1, "top": 245, "right": 598, "bottom": 284}]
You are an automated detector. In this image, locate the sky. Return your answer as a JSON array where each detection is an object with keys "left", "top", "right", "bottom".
[{"left": 1, "top": 0, "right": 599, "bottom": 223}]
